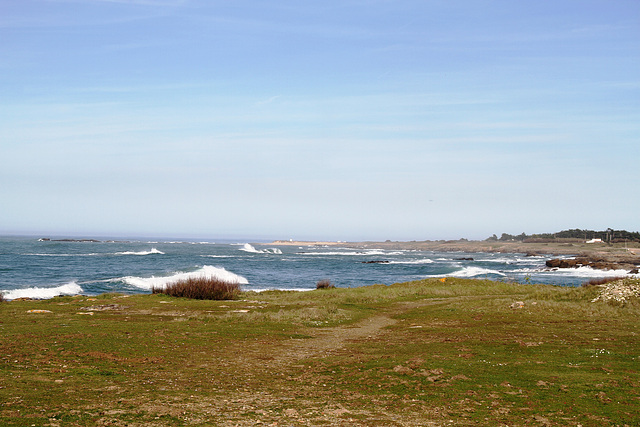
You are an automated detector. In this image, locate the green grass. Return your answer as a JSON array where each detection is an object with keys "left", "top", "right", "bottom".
[{"left": 1, "top": 278, "right": 638, "bottom": 426}]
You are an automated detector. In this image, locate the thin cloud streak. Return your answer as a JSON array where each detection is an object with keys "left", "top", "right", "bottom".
[{"left": 1, "top": 0, "right": 638, "bottom": 239}]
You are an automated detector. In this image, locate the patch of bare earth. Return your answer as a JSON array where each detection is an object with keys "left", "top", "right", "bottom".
[
  {"left": 123, "top": 313, "right": 445, "bottom": 426},
  {"left": 131, "top": 298, "right": 495, "bottom": 425},
  {"left": 200, "top": 315, "right": 407, "bottom": 426}
]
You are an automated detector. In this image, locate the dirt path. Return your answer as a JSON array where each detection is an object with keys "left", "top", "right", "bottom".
[
  {"left": 161, "top": 314, "right": 405, "bottom": 426},
  {"left": 266, "top": 295, "right": 501, "bottom": 366},
  {"left": 267, "top": 314, "right": 398, "bottom": 366}
]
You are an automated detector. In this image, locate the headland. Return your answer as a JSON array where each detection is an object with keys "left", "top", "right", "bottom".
[{"left": 269, "top": 238, "right": 640, "bottom": 273}]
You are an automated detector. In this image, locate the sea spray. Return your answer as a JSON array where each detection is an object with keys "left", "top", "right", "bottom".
[{"left": 239, "top": 243, "right": 282, "bottom": 254}]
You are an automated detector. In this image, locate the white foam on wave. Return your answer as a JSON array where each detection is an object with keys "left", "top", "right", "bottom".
[
  {"left": 482, "top": 257, "right": 523, "bottom": 264},
  {"left": 116, "top": 248, "right": 165, "bottom": 256},
  {"left": 120, "top": 265, "right": 249, "bottom": 290},
  {"left": 25, "top": 248, "right": 165, "bottom": 257},
  {"left": 450, "top": 267, "right": 506, "bottom": 278},
  {"left": 543, "top": 266, "right": 637, "bottom": 278},
  {"left": 2, "top": 282, "right": 84, "bottom": 300},
  {"left": 239, "top": 243, "right": 282, "bottom": 254}
]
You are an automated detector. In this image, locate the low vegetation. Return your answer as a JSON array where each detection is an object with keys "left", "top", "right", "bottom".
[
  {"left": 1, "top": 278, "right": 639, "bottom": 426},
  {"left": 151, "top": 277, "right": 240, "bottom": 300},
  {"left": 582, "top": 276, "right": 628, "bottom": 287},
  {"left": 316, "top": 278, "right": 336, "bottom": 289}
]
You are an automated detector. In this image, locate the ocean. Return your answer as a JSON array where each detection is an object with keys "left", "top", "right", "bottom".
[{"left": 0, "top": 236, "right": 635, "bottom": 300}]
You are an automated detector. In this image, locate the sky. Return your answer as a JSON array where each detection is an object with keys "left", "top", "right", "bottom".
[{"left": 1, "top": 0, "right": 639, "bottom": 241}]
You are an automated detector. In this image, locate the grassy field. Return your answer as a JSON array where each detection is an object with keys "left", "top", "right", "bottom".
[{"left": 1, "top": 278, "right": 639, "bottom": 426}]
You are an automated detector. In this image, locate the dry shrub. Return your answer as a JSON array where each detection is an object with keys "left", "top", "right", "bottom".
[
  {"left": 316, "top": 279, "right": 335, "bottom": 290},
  {"left": 152, "top": 277, "right": 240, "bottom": 300},
  {"left": 0, "top": 292, "right": 5, "bottom": 303}
]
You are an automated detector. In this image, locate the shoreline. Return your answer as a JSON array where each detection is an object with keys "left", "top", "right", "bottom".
[{"left": 267, "top": 239, "right": 640, "bottom": 272}]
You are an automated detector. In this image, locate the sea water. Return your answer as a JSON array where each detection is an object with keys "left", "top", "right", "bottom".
[{"left": 0, "top": 236, "right": 636, "bottom": 300}]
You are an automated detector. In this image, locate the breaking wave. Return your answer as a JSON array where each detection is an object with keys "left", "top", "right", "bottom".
[
  {"left": 25, "top": 248, "right": 164, "bottom": 257},
  {"left": 115, "top": 248, "right": 165, "bottom": 256},
  {"left": 449, "top": 267, "right": 506, "bottom": 278},
  {"left": 2, "top": 282, "right": 84, "bottom": 300},
  {"left": 119, "top": 265, "right": 249, "bottom": 290},
  {"left": 542, "top": 266, "right": 637, "bottom": 278},
  {"left": 239, "top": 243, "right": 282, "bottom": 254}
]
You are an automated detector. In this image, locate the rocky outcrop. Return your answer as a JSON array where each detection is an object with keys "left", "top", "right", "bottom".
[{"left": 546, "top": 257, "right": 638, "bottom": 272}]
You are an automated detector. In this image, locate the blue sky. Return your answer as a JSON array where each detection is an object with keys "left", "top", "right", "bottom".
[{"left": 1, "top": 0, "right": 639, "bottom": 241}]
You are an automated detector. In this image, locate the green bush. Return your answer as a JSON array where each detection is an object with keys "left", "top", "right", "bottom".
[{"left": 152, "top": 277, "right": 240, "bottom": 300}]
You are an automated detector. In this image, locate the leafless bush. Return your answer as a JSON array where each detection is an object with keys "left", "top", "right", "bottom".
[{"left": 316, "top": 279, "right": 335, "bottom": 290}]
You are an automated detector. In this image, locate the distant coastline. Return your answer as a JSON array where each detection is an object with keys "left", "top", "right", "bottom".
[{"left": 266, "top": 238, "right": 640, "bottom": 273}]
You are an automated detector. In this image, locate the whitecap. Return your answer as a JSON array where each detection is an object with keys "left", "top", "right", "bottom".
[
  {"left": 116, "top": 248, "right": 165, "bottom": 256},
  {"left": 239, "top": 243, "right": 282, "bottom": 254},
  {"left": 119, "top": 265, "right": 249, "bottom": 290},
  {"left": 449, "top": 267, "right": 506, "bottom": 278},
  {"left": 2, "top": 282, "right": 84, "bottom": 300},
  {"left": 482, "top": 257, "right": 518, "bottom": 264},
  {"left": 239, "top": 243, "right": 262, "bottom": 253},
  {"left": 543, "top": 266, "right": 636, "bottom": 278},
  {"left": 262, "top": 248, "right": 283, "bottom": 254}
]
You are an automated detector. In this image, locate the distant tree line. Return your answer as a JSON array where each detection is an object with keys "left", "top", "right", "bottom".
[{"left": 485, "top": 228, "right": 640, "bottom": 243}]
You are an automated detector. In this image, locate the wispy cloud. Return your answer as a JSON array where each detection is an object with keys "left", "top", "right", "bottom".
[
  {"left": 44, "top": 0, "right": 187, "bottom": 6},
  {"left": 254, "top": 95, "right": 282, "bottom": 106},
  {"left": 0, "top": 0, "right": 187, "bottom": 28}
]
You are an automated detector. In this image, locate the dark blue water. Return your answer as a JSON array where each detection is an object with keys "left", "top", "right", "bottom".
[{"left": 1, "top": 236, "right": 633, "bottom": 299}]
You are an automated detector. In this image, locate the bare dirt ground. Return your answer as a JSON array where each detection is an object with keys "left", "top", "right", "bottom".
[
  {"left": 167, "top": 297, "right": 493, "bottom": 426},
  {"left": 127, "top": 310, "right": 418, "bottom": 426}
]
